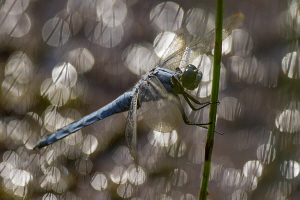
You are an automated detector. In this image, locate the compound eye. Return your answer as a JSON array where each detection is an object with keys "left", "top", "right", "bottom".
[{"left": 181, "top": 64, "right": 202, "bottom": 90}]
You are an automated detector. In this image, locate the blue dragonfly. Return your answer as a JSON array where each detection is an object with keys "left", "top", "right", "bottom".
[{"left": 34, "top": 13, "right": 244, "bottom": 162}]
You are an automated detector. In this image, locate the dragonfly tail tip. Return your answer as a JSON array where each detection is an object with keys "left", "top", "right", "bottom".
[
  {"left": 32, "top": 141, "right": 46, "bottom": 150},
  {"left": 32, "top": 145, "right": 39, "bottom": 150}
]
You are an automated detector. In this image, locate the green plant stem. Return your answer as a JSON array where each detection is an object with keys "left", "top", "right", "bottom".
[{"left": 199, "top": 0, "right": 223, "bottom": 199}]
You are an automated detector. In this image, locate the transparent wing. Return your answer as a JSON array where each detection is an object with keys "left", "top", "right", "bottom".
[
  {"left": 157, "top": 34, "right": 186, "bottom": 71},
  {"left": 125, "top": 88, "right": 139, "bottom": 163},
  {"left": 188, "top": 13, "right": 245, "bottom": 56},
  {"left": 158, "top": 13, "right": 244, "bottom": 71},
  {"left": 139, "top": 76, "right": 183, "bottom": 133},
  {"left": 124, "top": 77, "right": 174, "bottom": 164},
  {"left": 124, "top": 78, "right": 168, "bottom": 164}
]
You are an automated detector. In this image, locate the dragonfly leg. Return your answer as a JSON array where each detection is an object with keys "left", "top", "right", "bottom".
[
  {"left": 182, "top": 92, "right": 220, "bottom": 107},
  {"left": 183, "top": 94, "right": 210, "bottom": 111},
  {"left": 181, "top": 90, "right": 220, "bottom": 106},
  {"left": 182, "top": 91, "right": 220, "bottom": 110},
  {"left": 181, "top": 109, "right": 211, "bottom": 126},
  {"left": 181, "top": 107, "right": 223, "bottom": 135},
  {"left": 181, "top": 91, "right": 204, "bottom": 104},
  {"left": 171, "top": 76, "right": 219, "bottom": 110}
]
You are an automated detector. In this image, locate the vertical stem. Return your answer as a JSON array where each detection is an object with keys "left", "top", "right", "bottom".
[{"left": 199, "top": 0, "right": 223, "bottom": 199}]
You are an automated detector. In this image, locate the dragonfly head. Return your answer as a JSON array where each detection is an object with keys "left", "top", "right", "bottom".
[{"left": 181, "top": 64, "right": 202, "bottom": 90}]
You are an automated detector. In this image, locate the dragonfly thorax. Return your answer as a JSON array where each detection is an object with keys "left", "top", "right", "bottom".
[{"left": 180, "top": 64, "right": 202, "bottom": 90}]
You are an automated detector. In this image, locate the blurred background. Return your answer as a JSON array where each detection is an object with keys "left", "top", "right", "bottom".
[{"left": 0, "top": 0, "right": 300, "bottom": 199}]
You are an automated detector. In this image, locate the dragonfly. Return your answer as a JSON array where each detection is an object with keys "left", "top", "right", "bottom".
[{"left": 33, "top": 13, "right": 244, "bottom": 162}]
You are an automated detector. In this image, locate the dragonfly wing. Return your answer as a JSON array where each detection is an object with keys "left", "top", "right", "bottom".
[
  {"left": 157, "top": 13, "right": 244, "bottom": 71},
  {"left": 188, "top": 13, "right": 245, "bottom": 57},
  {"left": 139, "top": 76, "right": 183, "bottom": 133},
  {"left": 125, "top": 88, "right": 139, "bottom": 162},
  {"left": 157, "top": 34, "right": 186, "bottom": 71}
]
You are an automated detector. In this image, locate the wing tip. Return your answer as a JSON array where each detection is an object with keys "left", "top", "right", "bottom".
[
  {"left": 231, "top": 12, "right": 245, "bottom": 24},
  {"left": 231, "top": 12, "right": 244, "bottom": 18}
]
